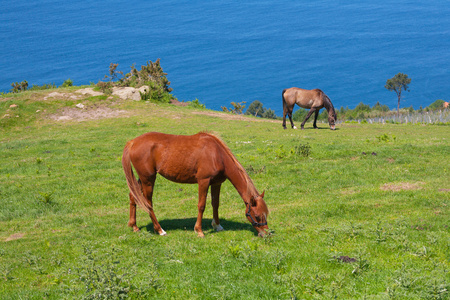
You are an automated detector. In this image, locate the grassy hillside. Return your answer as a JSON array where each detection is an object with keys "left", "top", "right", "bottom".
[{"left": 1, "top": 88, "right": 449, "bottom": 299}]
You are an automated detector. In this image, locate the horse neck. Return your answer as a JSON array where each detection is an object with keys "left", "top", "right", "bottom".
[
  {"left": 223, "top": 154, "right": 257, "bottom": 204},
  {"left": 323, "top": 95, "right": 335, "bottom": 116}
]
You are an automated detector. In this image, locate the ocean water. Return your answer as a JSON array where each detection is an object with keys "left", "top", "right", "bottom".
[{"left": 1, "top": 1, "right": 449, "bottom": 115}]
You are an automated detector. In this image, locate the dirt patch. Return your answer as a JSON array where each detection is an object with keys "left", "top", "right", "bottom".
[
  {"left": 170, "top": 99, "right": 189, "bottom": 107},
  {"left": 439, "top": 189, "right": 450, "bottom": 192},
  {"left": 340, "top": 187, "right": 357, "bottom": 195},
  {"left": 192, "top": 111, "right": 278, "bottom": 123},
  {"left": 50, "top": 106, "right": 129, "bottom": 121},
  {"left": 44, "top": 92, "right": 81, "bottom": 100},
  {"left": 75, "top": 87, "right": 103, "bottom": 97},
  {"left": 380, "top": 182, "right": 425, "bottom": 192},
  {"left": 5, "top": 233, "right": 25, "bottom": 242}
]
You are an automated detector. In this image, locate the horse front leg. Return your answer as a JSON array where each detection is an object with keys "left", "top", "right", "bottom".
[
  {"left": 301, "top": 108, "right": 316, "bottom": 129},
  {"left": 211, "top": 184, "right": 224, "bottom": 232},
  {"left": 313, "top": 110, "right": 319, "bottom": 129},
  {"left": 194, "top": 179, "right": 210, "bottom": 237}
]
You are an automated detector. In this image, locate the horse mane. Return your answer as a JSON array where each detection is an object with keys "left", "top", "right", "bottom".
[
  {"left": 322, "top": 93, "right": 336, "bottom": 118},
  {"left": 199, "top": 132, "right": 259, "bottom": 199}
]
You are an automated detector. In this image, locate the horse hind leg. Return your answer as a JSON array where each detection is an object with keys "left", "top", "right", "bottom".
[
  {"left": 288, "top": 109, "right": 297, "bottom": 129},
  {"left": 283, "top": 104, "right": 296, "bottom": 129},
  {"left": 283, "top": 101, "right": 297, "bottom": 129},
  {"left": 282, "top": 107, "right": 288, "bottom": 129},
  {"left": 128, "top": 193, "right": 140, "bottom": 232},
  {"left": 141, "top": 177, "right": 166, "bottom": 236}
]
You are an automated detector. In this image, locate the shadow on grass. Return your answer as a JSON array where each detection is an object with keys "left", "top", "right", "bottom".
[
  {"left": 302, "top": 127, "right": 340, "bottom": 130},
  {"left": 140, "top": 217, "right": 258, "bottom": 235}
]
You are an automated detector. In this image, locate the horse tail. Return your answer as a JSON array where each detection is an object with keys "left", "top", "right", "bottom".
[
  {"left": 122, "top": 141, "right": 152, "bottom": 213},
  {"left": 282, "top": 89, "right": 288, "bottom": 111}
]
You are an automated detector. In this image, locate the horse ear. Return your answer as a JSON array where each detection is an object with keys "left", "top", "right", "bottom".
[{"left": 260, "top": 191, "right": 265, "bottom": 198}]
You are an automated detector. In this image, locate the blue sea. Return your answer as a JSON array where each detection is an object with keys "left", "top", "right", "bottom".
[{"left": 1, "top": 1, "right": 449, "bottom": 115}]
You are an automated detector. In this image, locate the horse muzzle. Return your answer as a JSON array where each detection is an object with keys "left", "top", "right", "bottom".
[
  {"left": 256, "top": 226, "right": 271, "bottom": 237},
  {"left": 330, "top": 125, "right": 336, "bottom": 130}
]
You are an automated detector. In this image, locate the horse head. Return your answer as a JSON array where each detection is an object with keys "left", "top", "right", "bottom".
[
  {"left": 327, "top": 110, "right": 337, "bottom": 130},
  {"left": 246, "top": 191, "right": 269, "bottom": 237}
]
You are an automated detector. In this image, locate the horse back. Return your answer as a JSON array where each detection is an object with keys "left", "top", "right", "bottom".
[
  {"left": 284, "top": 87, "right": 324, "bottom": 109},
  {"left": 128, "top": 132, "right": 226, "bottom": 184}
]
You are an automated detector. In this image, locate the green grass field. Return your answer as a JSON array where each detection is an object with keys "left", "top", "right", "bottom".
[{"left": 1, "top": 89, "right": 449, "bottom": 299}]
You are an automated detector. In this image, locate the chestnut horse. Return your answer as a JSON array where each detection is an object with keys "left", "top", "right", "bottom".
[
  {"left": 122, "top": 132, "right": 269, "bottom": 237},
  {"left": 282, "top": 87, "right": 337, "bottom": 130}
]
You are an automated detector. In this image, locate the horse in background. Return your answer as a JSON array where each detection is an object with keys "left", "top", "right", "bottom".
[
  {"left": 122, "top": 132, "right": 269, "bottom": 237},
  {"left": 282, "top": 87, "right": 337, "bottom": 130}
]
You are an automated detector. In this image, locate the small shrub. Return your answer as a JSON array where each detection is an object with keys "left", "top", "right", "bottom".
[
  {"left": 187, "top": 98, "right": 205, "bottom": 109},
  {"left": 294, "top": 143, "right": 311, "bottom": 157},
  {"left": 376, "top": 133, "right": 396, "bottom": 142},
  {"left": 96, "top": 81, "right": 112, "bottom": 94},
  {"left": 38, "top": 191, "right": 53, "bottom": 204},
  {"left": 262, "top": 108, "right": 277, "bottom": 119},
  {"left": 139, "top": 82, "right": 172, "bottom": 103},
  {"left": 30, "top": 83, "right": 57, "bottom": 91},
  {"left": 60, "top": 79, "right": 73, "bottom": 87},
  {"left": 245, "top": 100, "right": 265, "bottom": 117},
  {"left": 10, "top": 81, "right": 29, "bottom": 93},
  {"left": 222, "top": 101, "right": 246, "bottom": 114}
]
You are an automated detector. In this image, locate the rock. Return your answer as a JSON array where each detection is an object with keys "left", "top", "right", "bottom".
[
  {"left": 75, "top": 103, "right": 85, "bottom": 109},
  {"left": 9, "top": 104, "right": 18, "bottom": 108},
  {"left": 112, "top": 85, "right": 149, "bottom": 101}
]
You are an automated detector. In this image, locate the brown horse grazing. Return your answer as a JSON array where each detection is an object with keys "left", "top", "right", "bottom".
[
  {"left": 282, "top": 87, "right": 337, "bottom": 130},
  {"left": 122, "top": 132, "right": 269, "bottom": 237}
]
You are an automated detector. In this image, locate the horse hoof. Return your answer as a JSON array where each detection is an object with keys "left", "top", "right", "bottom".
[
  {"left": 159, "top": 229, "right": 167, "bottom": 236},
  {"left": 293, "top": 126, "right": 298, "bottom": 129},
  {"left": 211, "top": 220, "right": 224, "bottom": 231}
]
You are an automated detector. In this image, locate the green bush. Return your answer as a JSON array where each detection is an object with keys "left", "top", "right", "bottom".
[
  {"left": 427, "top": 99, "right": 445, "bottom": 110},
  {"left": 187, "top": 98, "right": 206, "bottom": 109},
  {"left": 60, "top": 79, "right": 73, "bottom": 87},
  {"left": 10, "top": 81, "right": 28, "bottom": 93},
  {"left": 29, "top": 83, "right": 57, "bottom": 91},
  {"left": 139, "top": 82, "right": 173, "bottom": 103}
]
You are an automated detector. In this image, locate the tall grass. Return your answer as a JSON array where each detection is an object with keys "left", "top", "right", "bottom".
[{"left": 0, "top": 89, "right": 449, "bottom": 299}]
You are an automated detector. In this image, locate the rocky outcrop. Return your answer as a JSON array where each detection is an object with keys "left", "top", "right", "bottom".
[{"left": 112, "top": 86, "right": 149, "bottom": 101}]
